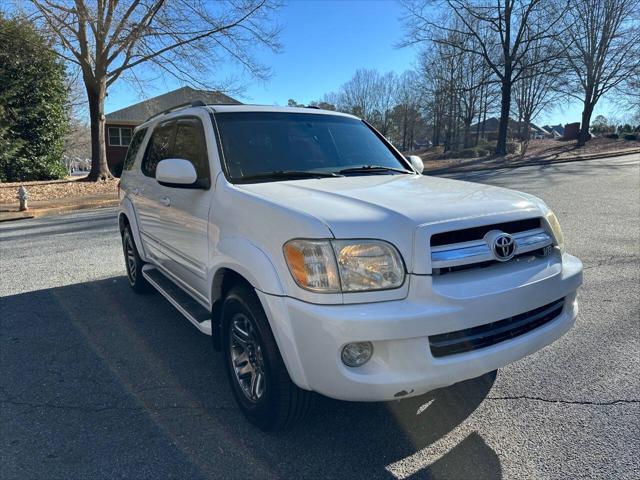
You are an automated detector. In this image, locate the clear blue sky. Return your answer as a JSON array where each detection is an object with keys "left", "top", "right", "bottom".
[
  {"left": 107, "top": 1, "right": 417, "bottom": 111},
  {"left": 105, "top": 0, "right": 621, "bottom": 125}
]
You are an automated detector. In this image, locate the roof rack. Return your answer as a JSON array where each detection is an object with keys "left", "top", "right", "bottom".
[
  {"left": 145, "top": 100, "right": 207, "bottom": 122},
  {"left": 305, "top": 105, "right": 320, "bottom": 109}
]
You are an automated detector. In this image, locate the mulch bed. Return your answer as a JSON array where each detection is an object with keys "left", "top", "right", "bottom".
[{"left": 0, "top": 177, "right": 118, "bottom": 204}]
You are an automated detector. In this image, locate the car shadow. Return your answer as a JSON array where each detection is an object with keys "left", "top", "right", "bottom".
[{"left": 1, "top": 276, "right": 501, "bottom": 479}]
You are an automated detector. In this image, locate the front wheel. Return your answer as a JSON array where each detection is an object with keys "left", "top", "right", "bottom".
[{"left": 222, "top": 284, "right": 313, "bottom": 431}]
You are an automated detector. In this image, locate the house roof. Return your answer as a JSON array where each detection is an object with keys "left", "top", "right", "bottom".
[
  {"left": 542, "top": 124, "right": 565, "bottom": 135},
  {"left": 105, "top": 86, "right": 241, "bottom": 124},
  {"left": 471, "top": 116, "right": 544, "bottom": 132},
  {"left": 471, "top": 117, "right": 501, "bottom": 131}
]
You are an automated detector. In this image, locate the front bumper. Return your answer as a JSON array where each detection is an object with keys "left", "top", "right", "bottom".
[{"left": 258, "top": 252, "right": 583, "bottom": 402}]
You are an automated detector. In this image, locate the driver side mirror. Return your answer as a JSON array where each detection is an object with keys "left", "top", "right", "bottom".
[
  {"left": 156, "top": 158, "right": 198, "bottom": 187},
  {"left": 407, "top": 155, "right": 424, "bottom": 174}
]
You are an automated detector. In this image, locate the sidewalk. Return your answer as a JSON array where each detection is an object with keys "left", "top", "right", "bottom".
[
  {"left": 424, "top": 147, "right": 640, "bottom": 175},
  {"left": 0, "top": 194, "right": 118, "bottom": 222}
]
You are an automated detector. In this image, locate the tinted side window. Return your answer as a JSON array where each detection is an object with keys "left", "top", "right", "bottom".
[
  {"left": 174, "top": 118, "right": 210, "bottom": 179},
  {"left": 122, "top": 128, "right": 147, "bottom": 171},
  {"left": 142, "top": 121, "right": 175, "bottom": 177}
]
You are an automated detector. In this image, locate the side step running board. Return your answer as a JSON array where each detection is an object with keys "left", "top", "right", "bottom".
[{"left": 142, "top": 265, "right": 212, "bottom": 335}]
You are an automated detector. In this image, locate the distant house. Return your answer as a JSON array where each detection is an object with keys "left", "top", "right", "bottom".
[
  {"left": 411, "top": 138, "right": 432, "bottom": 150},
  {"left": 542, "top": 124, "right": 565, "bottom": 138},
  {"left": 563, "top": 122, "right": 581, "bottom": 140},
  {"left": 470, "top": 117, "right": 547, "bottom": 142},
  {"left": 105, "top": 86, "right": 240, "bottom": 175},
  {"left": 537, "top": 126, "right": 553, "bottom": 138}
]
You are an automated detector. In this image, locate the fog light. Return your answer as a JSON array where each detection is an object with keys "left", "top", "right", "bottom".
[{"left": 341, "top": 342, "right": 373, "bottom": 367}]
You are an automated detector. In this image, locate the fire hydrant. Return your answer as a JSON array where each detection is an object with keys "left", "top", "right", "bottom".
[{"left": 17, "top": 186, "right": 28, "bottom": 211}]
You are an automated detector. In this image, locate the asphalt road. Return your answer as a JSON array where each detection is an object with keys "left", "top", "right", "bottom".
[{"left": 1, "top": 155, "right": 639, "bottom": 479}]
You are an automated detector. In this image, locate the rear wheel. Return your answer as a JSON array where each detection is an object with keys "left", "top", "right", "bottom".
[
  {"left": 121, "top": 226, "right": 152, "bottom": 294},
  {"left": 222, "top": 284, "right": 313, "bottom": 431}
]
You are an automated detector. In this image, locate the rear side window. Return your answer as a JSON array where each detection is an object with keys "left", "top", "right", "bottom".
[
  {"left": 173, "top": 118, "right": 210, "bottom": 179},
  {"left": 142, "top": 121, "right": 176, "bottom": 177},
  {"left": 122, "top": 128, "right": 147, "bottom": 172}
]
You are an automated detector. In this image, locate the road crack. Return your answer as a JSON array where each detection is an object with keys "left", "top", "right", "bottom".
[{"left": 485, "top": 395, "right": 639, "bottom": 406}]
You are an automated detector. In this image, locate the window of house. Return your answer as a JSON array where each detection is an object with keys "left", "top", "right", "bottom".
[{"left": 108, "top": 127, "right": 133, "bottom": 146}]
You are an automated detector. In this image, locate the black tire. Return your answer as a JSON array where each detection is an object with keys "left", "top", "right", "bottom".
[
  {"left": 121, "top": 226, "right": 152, "bottom": 294},
  {"left": 222, "top": 284, "right": 314, "bottom": 431}
]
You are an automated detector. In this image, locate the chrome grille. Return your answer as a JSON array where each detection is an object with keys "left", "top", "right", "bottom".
[
  {"left": 430, "top": 219, "right": 554, "bottom": 272},
  {"left": 430, "top": 218, "right": 540, "bottom": 247}
]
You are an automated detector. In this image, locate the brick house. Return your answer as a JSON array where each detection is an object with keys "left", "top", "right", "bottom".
[
  {"left": 470, "top": 116, "right": 549, "bottom": 142},
  {"left": 105, "top": 86, "right": 240, "bottom": 176}
]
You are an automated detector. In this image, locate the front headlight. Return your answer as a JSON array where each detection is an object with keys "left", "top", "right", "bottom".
[
  {"left": 283, "top": 239, "right": 405, "bottom": 293},
  {"left": 545, "top": 210, "right": 565, "bottom": 252}
]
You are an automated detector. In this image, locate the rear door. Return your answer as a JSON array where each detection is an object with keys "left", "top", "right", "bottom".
[{"left": 136, "top": 120, "right": 177, "bottom": 269}]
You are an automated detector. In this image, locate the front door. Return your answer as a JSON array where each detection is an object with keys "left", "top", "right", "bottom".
[
  {"left": 137, "top": 115, "right": 212, "bottom": 304},
  {"left": 156, "top": 116, "right": 212, "bottom": 300}
]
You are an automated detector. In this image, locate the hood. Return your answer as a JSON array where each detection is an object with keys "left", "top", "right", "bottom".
[
  {"left": 238, "top": 174, "right": 540, "bottom": 234},
  {"left": 237, "top": 174, "right": 545, "bottom": 274}
]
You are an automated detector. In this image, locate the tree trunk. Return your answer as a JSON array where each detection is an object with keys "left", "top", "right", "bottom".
[
  {"left": 577, "top": 104, "right": 593, "bottom": 147},
  {"left": 496, "top": 77, "right": 512, "bottom": 156},
  {"left": 402, "top": 107, "right": 408, "bottom": 151},
  {"left": 463, "top": 119, "right": 472, "bottom": 148},
  {"left": 521, "top": 115, "right": 531, "bottom": 156},
  {"left": 85, "top": 78, "right": 113, "bottom": 181},
  {"left": 475, "top": 84, "right": 484, "bottom": 146}
]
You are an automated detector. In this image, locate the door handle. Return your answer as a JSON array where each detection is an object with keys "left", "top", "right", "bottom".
[
  {"left": 160, "top": 196, "right": 171, "bottom": 207},
  {"left": 132, "top": 188, "right": 139, "bottom": 196}
]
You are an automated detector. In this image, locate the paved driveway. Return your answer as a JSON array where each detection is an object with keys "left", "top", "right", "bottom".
[{"left": 1, "top": 155, "right": 638, "bottom": 479}]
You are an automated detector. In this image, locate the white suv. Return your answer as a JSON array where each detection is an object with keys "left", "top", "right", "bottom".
[{"left": 118, "top": 102, "right": 583, "bottom": 430}]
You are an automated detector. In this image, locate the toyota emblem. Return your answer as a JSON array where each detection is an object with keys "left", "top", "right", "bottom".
[{"left": 485, "top": 230, "right": 517, "bottom": 261}]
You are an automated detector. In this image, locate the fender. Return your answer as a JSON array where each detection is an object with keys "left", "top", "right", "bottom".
[
  {"left": 210, "top": 236, "right": 285, "bottom": 302},
  {"left": 118, "top": 197, "right": 148, "bottom": 262}
]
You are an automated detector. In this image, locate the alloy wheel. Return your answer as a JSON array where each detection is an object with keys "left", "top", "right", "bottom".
[
  {"left": 229, "top": 312, "right": 265, "bottom": 402},
  {"left": 124, "top": 235, "right": 137, "bottom": 284}
]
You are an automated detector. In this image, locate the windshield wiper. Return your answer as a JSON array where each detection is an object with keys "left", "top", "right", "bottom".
[
  {"left": 239, "top": 170, "right": 342, "bottom": 182},
  {"left": 337, "top": 165, "right": 413, "bottom": 175}
]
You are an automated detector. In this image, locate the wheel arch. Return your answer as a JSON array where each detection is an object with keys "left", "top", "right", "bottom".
[
  {"left": 118, "top": 198, "right": 147, "bottom": 262},
  {"left": 208, "top": 238, "right": 285, "bottom": 352}
]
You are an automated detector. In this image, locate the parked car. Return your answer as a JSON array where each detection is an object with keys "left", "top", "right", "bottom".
[{"left": 118, "top": 103, "right": 583, "bottom": 430}]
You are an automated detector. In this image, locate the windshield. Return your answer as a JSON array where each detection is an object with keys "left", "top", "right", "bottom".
[{"left": 214, "top": 112, "right": 412, "bottom": 182}]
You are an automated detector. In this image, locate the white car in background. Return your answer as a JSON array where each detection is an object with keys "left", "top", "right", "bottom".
[{"left": 118, "top": 102, "right": 583, "bottom": 430}]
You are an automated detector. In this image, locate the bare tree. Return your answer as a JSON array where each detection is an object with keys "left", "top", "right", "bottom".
[
  {"left": 560, "top": 0, "right": 640, "bottom": 145},
  {"left": 29, "top": 0, "right": 281, "bottom": 180},
  {"left": 402, "top": 0, "right": 566, "bottom": 155},
  {"left": 339, "top": 69, "right": 382, "bottom": 121},
  {"left": 416, "top": 42, "right": 459, "bottom": 151},
  {"left": 392, "top": 71, "right": 424, "bottom": 150},
  {"left": 619, "top": 64, "right": 640, "bottom": 123},
  {"left": 332, "top": 69, "right": 400, "bottom": 135},
  {"left": 415, "top": 26, "right": 493, "bottom": 153},
  {"left": 511, "top": 34, "right": 563, "bottom": 152},
  {"left": 374, "top": 71, "right": 399, "bottom": 136}
]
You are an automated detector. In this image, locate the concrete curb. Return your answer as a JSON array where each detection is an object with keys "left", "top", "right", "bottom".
[
  {"left": 0, "top": 197, "right": 118, "bottom": 223},
  {"left": 425, "top": 148, "right": 640, "bottom": 176}
]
